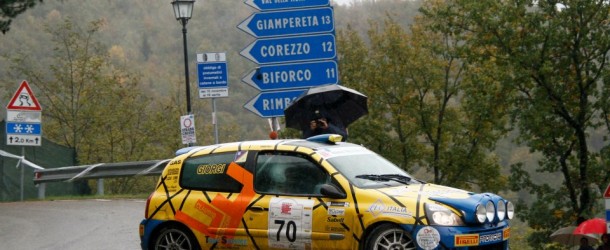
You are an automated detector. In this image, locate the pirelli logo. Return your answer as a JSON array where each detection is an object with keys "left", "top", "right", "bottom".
[{"left": 455, "top": 234, "right": 479, "bottom": 246}]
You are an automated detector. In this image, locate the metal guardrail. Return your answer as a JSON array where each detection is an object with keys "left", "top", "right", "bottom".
[
  {"left": 31, "top": 159, "right": 170, "bottom": 199},
  {"left": 32, "top": 159, "right": 170, "bottom": 184}
]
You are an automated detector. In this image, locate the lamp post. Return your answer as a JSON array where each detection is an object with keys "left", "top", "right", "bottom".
[{"left": 171, "top": 0, "right": 195, "bottom": 115}]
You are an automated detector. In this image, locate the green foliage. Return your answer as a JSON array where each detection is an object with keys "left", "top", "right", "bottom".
[
  {"left": 421, "top": 0, "right": 610, "bottom": 247},
  {"left": 0, "top": 0, "right": 41, "bottom": 34},
  {"left": 338, "top": 10, "right": 510, "bottom": 193},
  {"left": 3, "top": 17, "right": 183, "bottom": 194}
]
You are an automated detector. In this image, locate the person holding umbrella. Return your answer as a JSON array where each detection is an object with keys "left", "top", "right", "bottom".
[
  {"left": 579, "top": 237, "right": 595, "bottom": 250},
  {"left": 284, "top": 84, "right": 368, "bottom": 142},
  {"left": 302, "top": 109, "right": 348, "bottom": 141}
]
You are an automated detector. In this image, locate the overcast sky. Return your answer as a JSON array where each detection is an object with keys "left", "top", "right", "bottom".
[{"left": 332, "top": 0, "right": 354, "bottom": 6}]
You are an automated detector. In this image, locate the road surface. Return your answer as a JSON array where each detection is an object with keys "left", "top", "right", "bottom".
[{"left": 0, "top": 199, "right": 144, "bottom": 250}]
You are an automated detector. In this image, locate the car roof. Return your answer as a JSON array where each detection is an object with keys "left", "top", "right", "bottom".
[{"left": 175, "top": 136, "right": 359, "bottom": 156}]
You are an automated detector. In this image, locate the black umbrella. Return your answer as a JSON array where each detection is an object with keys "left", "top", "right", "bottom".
[{"left": 284, "top": 84, "right": 368, "bottom": 130}]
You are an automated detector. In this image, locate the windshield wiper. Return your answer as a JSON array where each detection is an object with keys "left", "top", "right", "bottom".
[{"left": 355, "top": 174, "right": 412, "bottom": 185}]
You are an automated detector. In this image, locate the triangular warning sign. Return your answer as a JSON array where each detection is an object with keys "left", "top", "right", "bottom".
[
  {"left": 6, "top": 80, "right": 42, "bottom": 111},
  {"left": 604, "top": 183, "right": 610, "bottom": 198}
]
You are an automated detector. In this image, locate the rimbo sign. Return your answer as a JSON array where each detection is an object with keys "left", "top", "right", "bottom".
[
  {"left": 240, "top": 34, "right": 336, "bottom": 64},
  {"left": 243, "top": 89, "right": 305, "bottom": 117},
  {"left": 244, "top": 0, "right": 330, "bottom": 11},
  {"left": 242, "top": 60, "right": 338, "bottom": 91},
  {"left": 238, "top": 7, "right": 334, "bottom": 38}
]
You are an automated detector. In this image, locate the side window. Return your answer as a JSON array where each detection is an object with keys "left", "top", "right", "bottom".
[
  {"left": 180, "top": 152, "right": 242, "bottom": 192},
  {"left": 254, "top": 151, "right": 329, "bottom": 196}
]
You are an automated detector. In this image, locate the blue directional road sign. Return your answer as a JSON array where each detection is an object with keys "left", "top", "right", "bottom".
[
  {"left": 242, "top": 61, "right": 338, "bottom": 91},
  {"left": 243, "top": 89, "right": 306, "bottom": 118},
  {"left": 238, "top": 7, "right": 334, "bottom": 38},
  {"left": 240, "top": 34, "right": 336, "bottom": 65},
  {"left": 244, "top": 0, "right": 329, "bottom": 11}
]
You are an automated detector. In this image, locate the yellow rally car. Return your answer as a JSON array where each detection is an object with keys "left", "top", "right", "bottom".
[{"left": 139, "top": 134, "right": 513, "bottom": 250}]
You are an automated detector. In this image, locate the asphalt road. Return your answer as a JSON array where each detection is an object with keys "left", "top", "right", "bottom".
[{"left": 0, "top": 199, "right": 145, "bottom": 250}]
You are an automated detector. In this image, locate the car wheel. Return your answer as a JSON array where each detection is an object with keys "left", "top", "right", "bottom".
[
  {"left": 364, "top": 224, "right": 417, "bottom": 250},
  {"left": 152, "top": 225, "right": 199, "bottom": 250}
]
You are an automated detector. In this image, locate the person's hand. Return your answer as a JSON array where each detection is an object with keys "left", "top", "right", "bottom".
[{"left": 317, "top": 118, "right": 329, "bottom": 129}]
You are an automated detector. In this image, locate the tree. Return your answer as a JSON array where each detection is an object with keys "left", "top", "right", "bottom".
[
  {"left": 5, "top": 17, "right": 180, "bottom": 194},
  {"left": 421, "top": 0, "right": 610, "bottom": 247},
  {"left": 337, "top": 13, "right": 509, "bottom": 192},
  {"left": 0, "top": 0, "right": 42, "bottom": 34}
]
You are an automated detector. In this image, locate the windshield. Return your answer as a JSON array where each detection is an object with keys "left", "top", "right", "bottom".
[{"left": 321, "top": 146, "right": 416, "bottom": 188}]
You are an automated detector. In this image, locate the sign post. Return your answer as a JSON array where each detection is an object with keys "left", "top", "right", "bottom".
[
  {"left": 197, "top": 52, "right": 228, "bottom": 144},
  {"left": 604, "top": 184, "right": 610, "bottom": 234},
  {"left": 6, "top": 80, "right": 42, "bottom": 201}
]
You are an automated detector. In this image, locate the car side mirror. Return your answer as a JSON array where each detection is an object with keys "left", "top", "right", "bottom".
[{"left": 319, "top": 184, "right": 346, "bottom": 199}]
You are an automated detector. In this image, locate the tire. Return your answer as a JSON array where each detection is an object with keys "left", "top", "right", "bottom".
[
  {"left": 152, "top": 225, "right": 200, "bottom": 250},
  {"left": 364, "top": 224, "right": 417, "bottom": 250}
]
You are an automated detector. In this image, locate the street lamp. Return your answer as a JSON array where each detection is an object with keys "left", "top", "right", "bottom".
[{"left": 171, "top": 0, "right": 195, "bottom": 114}]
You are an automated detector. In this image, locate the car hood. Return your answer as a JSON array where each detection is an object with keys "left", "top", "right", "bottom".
[{"left": 375, "top": 183, "right": 506, "bottom": 224}]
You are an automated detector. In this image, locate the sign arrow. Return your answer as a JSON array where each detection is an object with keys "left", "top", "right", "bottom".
[
  {"left": 244, "top": 0, "right": 330, "bottom": 11},
  {"left": 243, "top": 89, "right": 306, "bottom": 118},
  {"left": 242, "top": 61, "right": 338, "bottom": 91},
  {"left": 240, "top": 34, "right": 336, "bottom": 65},
  {"left": 238, "top": 7, "right": 334, "bottom": 38}
]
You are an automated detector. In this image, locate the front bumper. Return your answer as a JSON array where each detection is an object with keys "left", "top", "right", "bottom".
[{"left": 403, "top": 221, "right": 510, "bottom": 249}]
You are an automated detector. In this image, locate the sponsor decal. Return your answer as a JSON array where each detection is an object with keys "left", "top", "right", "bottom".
[
  {"left": 167, "top": 168, "right": 180, "bottom": 175},
  {"left": 194, "top": 199, "right": 225, "bottom": 226},
  {"left": 480, "top": 232, "right": 503, "bottom": 244},
  {"left": 367, "top": 199, "right": 412, "bottom": 218},
  {"left": 205, "top": 236, "right": 248, "bottom": 246},
  {"left": 416, "top": 226, "right": 440, "bottom": 250},
  {"left": 234, "top": 151, "right": 248, "bottom": 162},
  {"left": 326, "top": 217, "right": 345, "bottom": 223},
  {"left": 281, "top": 202, "right": 293, "bottom": 214},
  {"left": 327, "top": 201, "right": 349, "bottom": 207},
  {"left": 325, "top": 225, "right": 346, "bottom": 232},
  {"left": 408, "top": 189, "right": 466, "bottom": 197},
  {"left": 455, "top": 234, "right": 479, "bottom": 247},
  {"left": 328, "top": 207, "right": 345, "bottom": 216},
  {"left": 196, "top": 163, "right": 227, "bottom": 175}
]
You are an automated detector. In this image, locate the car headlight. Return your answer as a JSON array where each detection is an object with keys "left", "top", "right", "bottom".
[
  {"left": 485, "top": 201, "right": 495, "bottom": 222},
  {"left": 425, "top": 203, "right": 464, "bottom": 226},
  {"left": 497, "top": 200, "right": 506, "bottom": 221},
  {"left": 475, "top": 203, "right": 487, "bottom": 223},
  {"left": 506, "top": 201, "right": 515, "bottom": 220}
]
